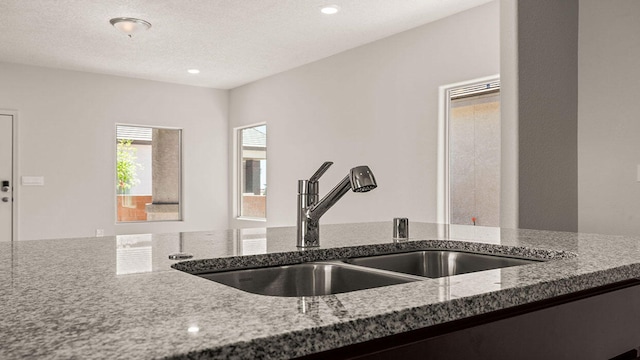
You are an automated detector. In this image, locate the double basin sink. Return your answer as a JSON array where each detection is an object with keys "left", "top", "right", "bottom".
[{"left": 196, "top": 250, "right": 541, "bottom": 297}]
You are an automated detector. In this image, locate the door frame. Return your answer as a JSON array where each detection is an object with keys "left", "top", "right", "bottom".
[
  {"left": 1, "top": 109, "right": 19, "bottom": 242},
  {"left": 437, "top": 75, "right": 500, "bottom": 225}
]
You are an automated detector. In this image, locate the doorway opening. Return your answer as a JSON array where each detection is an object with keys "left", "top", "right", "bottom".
[{"left": 438, "top": 77, "right": 500, "bottom": 227}]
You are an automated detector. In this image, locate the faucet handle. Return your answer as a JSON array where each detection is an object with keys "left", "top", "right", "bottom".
[{"left": 308, "top": 161, "right": 333, "bottom": 182}]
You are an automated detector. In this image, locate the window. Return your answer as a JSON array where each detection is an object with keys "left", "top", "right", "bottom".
[
  {"left": 236, "top": 124, "right": 267, "bottom": 219},
  {"left": 116, "top": 125, "right": 182, "bottom": 222}
]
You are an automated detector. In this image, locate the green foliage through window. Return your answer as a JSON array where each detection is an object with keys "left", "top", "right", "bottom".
[{"left": 116, "top": 139, "right": 141, "bottom": 194}]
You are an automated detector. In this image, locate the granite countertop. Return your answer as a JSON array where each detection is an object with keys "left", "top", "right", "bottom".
[{"left": 2, "top": 222, "right": 640, "bottom": 359}]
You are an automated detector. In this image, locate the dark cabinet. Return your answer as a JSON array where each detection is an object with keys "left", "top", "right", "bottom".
[{"left": 299, "top": 280, "right": 640, "bottom": 360}]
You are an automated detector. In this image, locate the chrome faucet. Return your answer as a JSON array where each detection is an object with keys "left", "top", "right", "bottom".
[{"left": 297, "top": 162, "right": 377, "bottom": 248}]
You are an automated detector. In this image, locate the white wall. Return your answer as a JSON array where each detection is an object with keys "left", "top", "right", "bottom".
[
  {"left": 229, "top": 2, "right": 500, "bottom": 228},
  {"left": 0, "top": 62, "right": 229, "bottom": 240},
  {"left": 578, "top": 0, "right": 640, "bottom": 236}
]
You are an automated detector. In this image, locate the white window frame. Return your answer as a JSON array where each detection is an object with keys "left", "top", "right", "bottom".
[
  {"left": 233, "top": 123, "right": 267, "bottom": 222},
  {"left": 114, "top": 123, "right": 184, "bottom": 224}
]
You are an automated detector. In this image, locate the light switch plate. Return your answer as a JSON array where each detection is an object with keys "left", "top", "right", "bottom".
[{"left": 22, "top": 176, "right": 44, "bottom": 186}]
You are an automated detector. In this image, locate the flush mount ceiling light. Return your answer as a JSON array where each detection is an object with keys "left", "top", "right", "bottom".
[
  {"left": 320, "top": 5, "right": 340, "bottom": 15},
  {"left": 187, "top": 69, "right": 200, "bottom": 74},
  {"left": 109, "top": 17, "right": 152, "bottom": 38}
]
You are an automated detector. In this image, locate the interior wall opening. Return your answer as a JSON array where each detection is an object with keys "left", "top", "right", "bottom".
[{"left": 439, "top": 78, "right": 501, "bottom": 227}]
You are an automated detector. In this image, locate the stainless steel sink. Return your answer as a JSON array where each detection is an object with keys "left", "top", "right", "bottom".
[
  {"left": 193, "top": 250, "right": 542, "bottom": 296},
  {"left": 344, "top": 250, "right": 541, "bottom": 278},
  {"left": 197, "top": 261, "right": 418, "bottom": 297}
]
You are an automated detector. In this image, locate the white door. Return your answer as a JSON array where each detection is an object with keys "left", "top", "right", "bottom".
[{"left": 0, "top": 114, "right": 13, "bottom": 242}]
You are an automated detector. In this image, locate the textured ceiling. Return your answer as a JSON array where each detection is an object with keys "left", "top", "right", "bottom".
[{"left": 0, "top": 0, "right": 493, "bottom": 89}]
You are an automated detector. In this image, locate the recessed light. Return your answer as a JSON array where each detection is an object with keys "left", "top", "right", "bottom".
[
  {"left": 187, "top": 69, "right": 200, "bottom": 74},
  {"left": 320, "top": 5, "right": 340, "bottom": 15}
]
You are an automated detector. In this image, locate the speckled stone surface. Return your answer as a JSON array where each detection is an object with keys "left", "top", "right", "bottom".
[
  {"left": 172, "top": 238, "right": 572, "bottom": 274},
  {"left": 2, "top": 222, "right": 640, "bottom": 359}
]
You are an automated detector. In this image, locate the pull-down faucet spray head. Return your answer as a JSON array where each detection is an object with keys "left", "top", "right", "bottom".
[{"left": 349, "top": 166, "right": 377, "bottom": 193}]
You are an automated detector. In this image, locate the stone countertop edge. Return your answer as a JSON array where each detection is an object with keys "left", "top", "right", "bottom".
[
  {"left": 171, "top": 239, "right": 575, "bottom": 274},
  {"left": 7, "top": 222, "right": 640, "bottom": 360},
  {"left": 166, "top": 240, "right": 581, "bottom": 359},
  {"left": 163, "top": 263, "right": 640, "bottom": 360}
]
